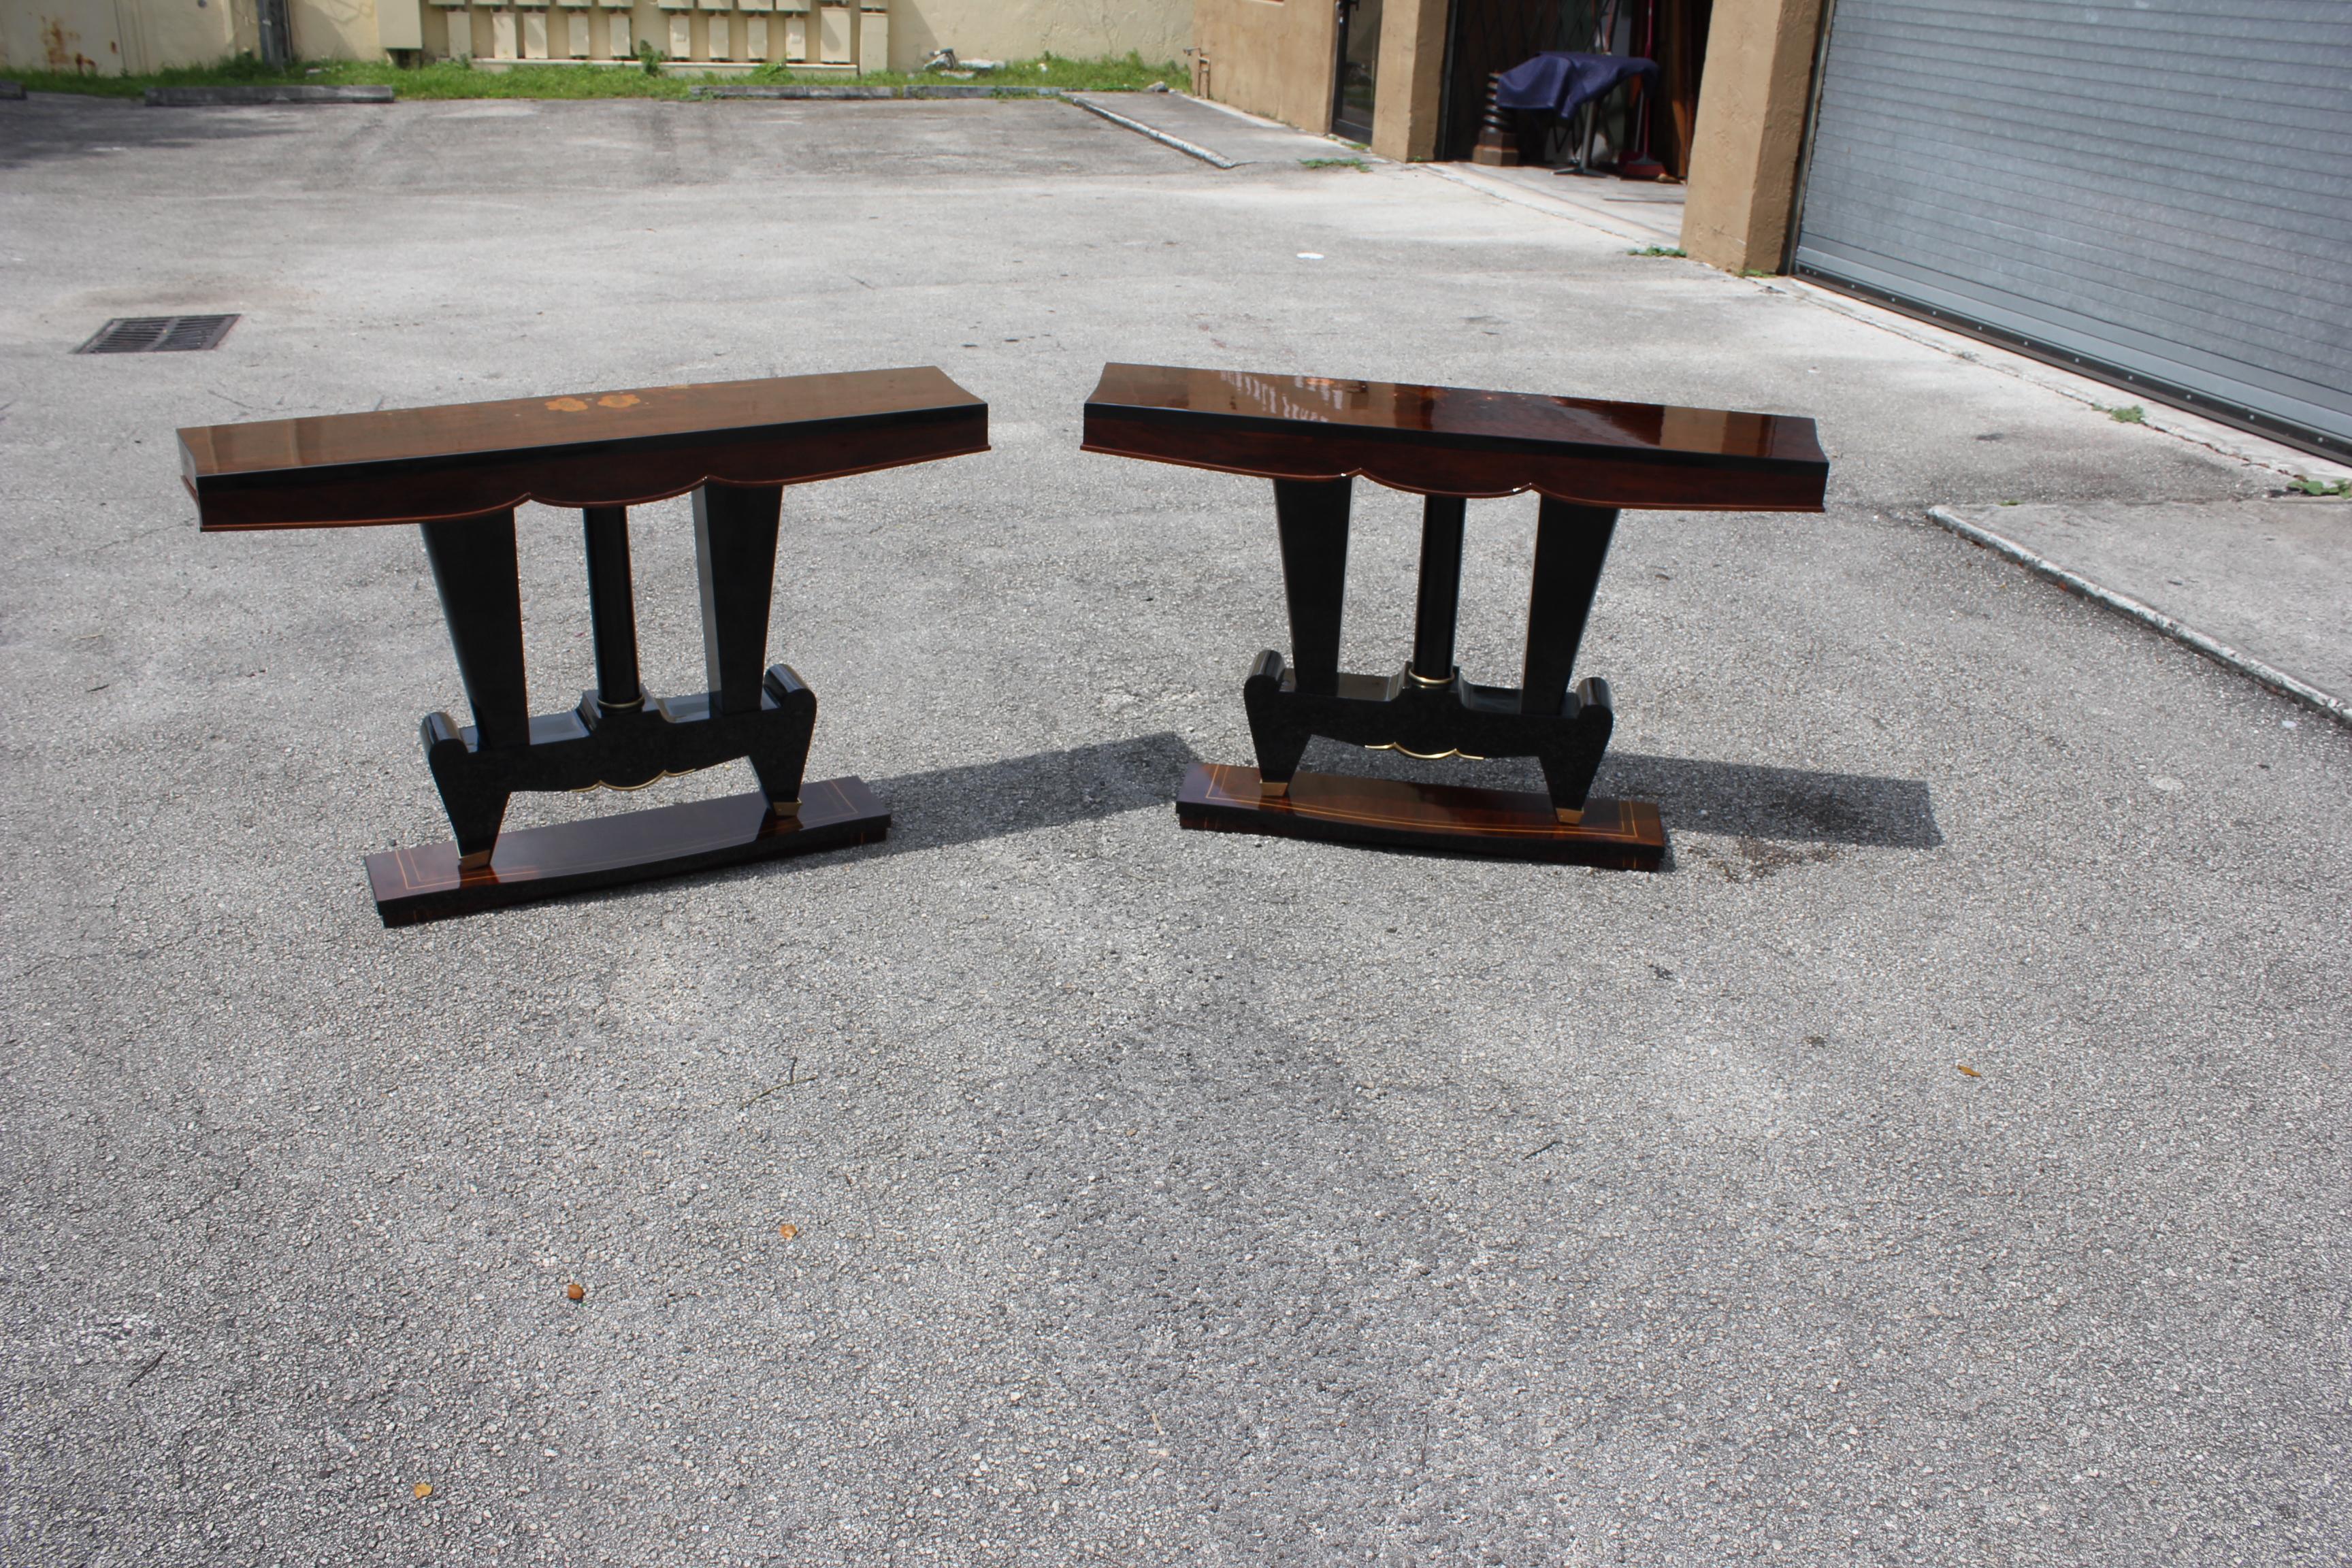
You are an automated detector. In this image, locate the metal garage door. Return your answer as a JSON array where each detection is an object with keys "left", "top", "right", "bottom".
[{"left": 1791, "top": 1, "right": 2352, "bottom": 458}]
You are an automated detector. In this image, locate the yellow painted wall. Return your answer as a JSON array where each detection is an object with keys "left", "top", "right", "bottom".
[
  {"left": 889, "top": 0, "right": 1187, "bottom": 72},
  {"left": 1190, "top": 0, "right": 1335, "bottom": 134},
  {"left": 1680, "top": 0, "right": 1825, "bottom": 273},
  {"left": 0, "top": 0, "right": 114, "bottom": 74},
  {"left": 2, "top": 0, "right": 1187, "bottom": 71},
  {"left": 1368, "top": 0, "right": 1443, "bottom": 161},
  {"left": 0, "top": 0, "right": 242, "bottom": 75},
  {"left": 290, "top": 0, "right": 384, "bottom": 59}
]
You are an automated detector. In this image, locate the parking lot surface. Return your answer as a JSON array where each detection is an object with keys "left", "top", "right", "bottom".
[{"left": 1, "top": 92, "right": 2347, "bottom": 1567}]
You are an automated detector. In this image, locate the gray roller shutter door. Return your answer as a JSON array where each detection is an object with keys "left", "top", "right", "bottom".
[{"left": 1791, "top": 1, "right": 2352, "bottom": 457}]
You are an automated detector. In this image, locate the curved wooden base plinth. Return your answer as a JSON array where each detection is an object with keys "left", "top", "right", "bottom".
[
  {"left": 365, "top": 778, "right": 888, "bottom": 926},
  {"left": 1176, "top": 763, "right": 1663, "bottom": 869}
]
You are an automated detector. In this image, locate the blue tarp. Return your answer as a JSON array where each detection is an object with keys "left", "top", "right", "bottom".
[{"left": 1494, "top": 52, "right": 1659, "bottom": 118}]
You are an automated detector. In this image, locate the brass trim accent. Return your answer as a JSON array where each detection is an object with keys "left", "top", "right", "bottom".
[
  {"left": 569, "top": 766, "right": 701, "bottom": 795},
  {"left": 1403, "top": 667, "right": 1454, "bottom": 688},
  {"left": 594, "top": 694, "right": 646, "bottom": 714},
  {"left": 1367, "top": 742, "right": 1488, "bottom": 762}
]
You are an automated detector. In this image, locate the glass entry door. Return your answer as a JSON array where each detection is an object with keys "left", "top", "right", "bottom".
[{"left": 1332, "top": 0, "right": 1384, "bottom": 142}]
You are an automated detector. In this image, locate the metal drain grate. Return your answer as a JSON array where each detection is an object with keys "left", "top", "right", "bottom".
[{"left": 75, "top": 314, "right": 240, "bottom": 355}]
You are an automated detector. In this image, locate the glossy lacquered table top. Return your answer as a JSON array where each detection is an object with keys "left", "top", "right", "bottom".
[
  {"left": 180, "top": 366, "right": 990, "bottom": 530},
  {"left": 1082, "top": 363, "right": 1828, "bottom": 511}
]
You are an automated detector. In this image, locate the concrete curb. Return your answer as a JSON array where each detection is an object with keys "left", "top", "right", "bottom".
[
  {"left": 1416, "top": 163, "right": 1660, "bottom": 244},
  {"left": 1798, "top": 284, "right": 2352, "bottom": 489},
  {"left": 1062, "top": 95, "right": 1237, "bottom": 169},
  {"left": 0, "top": 80, "right": 24, "bottom": 101},
  {"left": 145, "top": 84, "right": 394, "bottom": 105},
  {"left": 693, "top": 83, "right": 1062, "bottom": 101},
  {"left": 698, "top": 84, "right": 894, "bottom": 99},
  {"left": 1926, "top": 505, "right": 2352, "bottom": 730},
  {"left": 905, "top": 84, "right": 1058, "bottom": 99}
]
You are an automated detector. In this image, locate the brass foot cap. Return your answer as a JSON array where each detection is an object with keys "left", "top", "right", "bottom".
[
  {"left": 457, "top": 848, "right": 495, "bottom": 871},
  {"left": 769, "top": 799, "right": 802, "bottom": 821},
  {"left": 1260, "top": 779, "right": 1290, "bottom": 799},
  {"left": 1554, "top": 807, "right": 1584, "bottom": 826}
]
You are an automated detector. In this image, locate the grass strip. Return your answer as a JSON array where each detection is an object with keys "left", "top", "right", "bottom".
[{"left": 12, "top": 50, "right": 1183, "bottom": 102}]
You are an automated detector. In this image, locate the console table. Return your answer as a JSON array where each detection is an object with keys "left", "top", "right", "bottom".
[
  {"left": 1081, "top": 364, "right": 1827, "bottom": 867},
  {"left": 180, "top": 368, "right": 987, "bottom": 924}
]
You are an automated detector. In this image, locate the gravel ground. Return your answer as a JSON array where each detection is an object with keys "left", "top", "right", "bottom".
[{"left": 1, "top": 92, "right": 2347, "bottom": 1568}]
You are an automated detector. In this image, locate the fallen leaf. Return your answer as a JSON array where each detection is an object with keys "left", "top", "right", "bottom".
[
  {"left": 566, "top": 1281, "right": 585, "bottom": 1302},
  {"left": 544, "top": 397, "right": 589, "bottom": 413},
  {"left": 1955, "top": 1063, "right": 1981, "bottom": 1079},
  {"left": 413, "top": 1482, "right": 432, "bottom": 1499},
  {"left": 777, "top": 1223, "right": 799, "bottom": 1241}
]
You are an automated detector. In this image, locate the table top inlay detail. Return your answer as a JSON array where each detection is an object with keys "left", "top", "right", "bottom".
[{"left": 179, "top": 366, "right": 989, "bottom": 530}]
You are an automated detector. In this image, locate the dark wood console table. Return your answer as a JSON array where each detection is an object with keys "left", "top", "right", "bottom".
[
  {"left": 180, "top": 368, "right": 987, "bottom": 924},
  {"left": 1081, "top": 364, "right": 1827, "bottom": 867}
]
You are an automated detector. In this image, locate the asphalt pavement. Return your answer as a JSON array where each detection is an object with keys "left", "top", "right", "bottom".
[{"left": 1, "top": 90, "right": 2347, "bottom": 1568}]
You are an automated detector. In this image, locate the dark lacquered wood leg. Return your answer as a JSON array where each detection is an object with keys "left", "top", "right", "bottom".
[
  {"left": 421, "top": 510, "right": 529, "bottom": 746},
  {"left": 1410, "top": 495, "right": 1467, "bottom": 683},
  {"left": 582, "top": 505, "right": 643, "bottom": 714},
  {"left": 1258, "top": 477, "right": 1352, "bottom": 796},
  {"left": 1242, "top": 649, "right": 1315, "bottom": 794},
  {"left": 745, "top": 664, "right": 817, "bottom": 818},
  {"left": 1273, "top": 477, "right": 1351, "bottom": 696},
  {"left": 1522, "top": 499, "right": 1618, "bottom": 718},
  {"left": 419, "top": 510, "right": 527, "bottom": 864},
  {"left": 693, "top": 481, "right": 806, "bottom": 816},
  {"left": 1522, "top": 499, "right": 1620, "bottom": 821},
  {"left": 694, "top": 482, "right": 783, "bottom": 719}
]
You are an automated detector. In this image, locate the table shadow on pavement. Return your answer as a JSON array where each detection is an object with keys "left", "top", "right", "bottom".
[
  {"left": 860, "top": 731, "right": 1203, "bottom": 855},
  {"left": 1594, "top": 751, "right": 1943, "bottom": 850},
  {"left": 543, "top": 733, "right": 1200, "bottom": 915},
  {"left": 554, "top": 732, "right": 1936, "bottom": 913},
  {"left": 1295, "top": 737, "right": 1941, "bottom": 853}
]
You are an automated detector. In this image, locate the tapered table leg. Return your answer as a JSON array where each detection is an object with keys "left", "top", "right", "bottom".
[
  {"left": 694, "top": 482, "right": 783, "bottom": 715},
  {"left": 419, "top": 510, "right": 528, "bottom": 865},
  {"left": 692, "top": 482, "right": 808, "bottom": 815},
  {"left": 1250, "top": 476, "right": 1353, "bottom": 795},
  {"left": 1522, "top": 498, "right": 1619, "bottom": 822}
]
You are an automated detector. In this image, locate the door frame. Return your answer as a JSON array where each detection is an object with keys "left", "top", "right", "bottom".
[{"left": 1330, "top": 0, "right": 1378, "bottom": 142}]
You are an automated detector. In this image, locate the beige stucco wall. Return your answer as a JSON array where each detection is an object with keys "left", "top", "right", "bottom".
[
  {"left": 1194, "top": 0, "right": 1453, "bottom": 161},
  {"left": 0, "top": 0, "right": 389, "bottom": 71},
  {"left": 1190, "top": 0, "right": 1334, "bottom": 135},
  {"left": 291, "top": 0, "right": 385, "bottom": 58},
  {"left": 1367, "top": 0, "right": 1443, "bottom": 161},
  {"left": 2, "top": 0, "right": 1185, "bottom": 72},
  {"left": 888, "top": 0, "right": 1186, "bottom": 71},
  {"left": 1, "top": 0, "right": 234, "bottom": 74},
  {"left": 1678, "top": 0, "right": 1824, "bottom": 274}
]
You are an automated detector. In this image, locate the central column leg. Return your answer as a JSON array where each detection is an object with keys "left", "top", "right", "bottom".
[
  {"left": 419, "top": 510, "right": 528, "bottom": 868},
  {"left": 1251, "top": 477, "right": 1352, "bottom": 797},
  {"left": 582, "top": 505, "right": 643, "bottom": 714},
  {"left": 1522, "top": 498, "right": 1620, "bottom": 823},
  {"left": 1409, "top": 495, "right": 1467, "bottom": 685}
]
